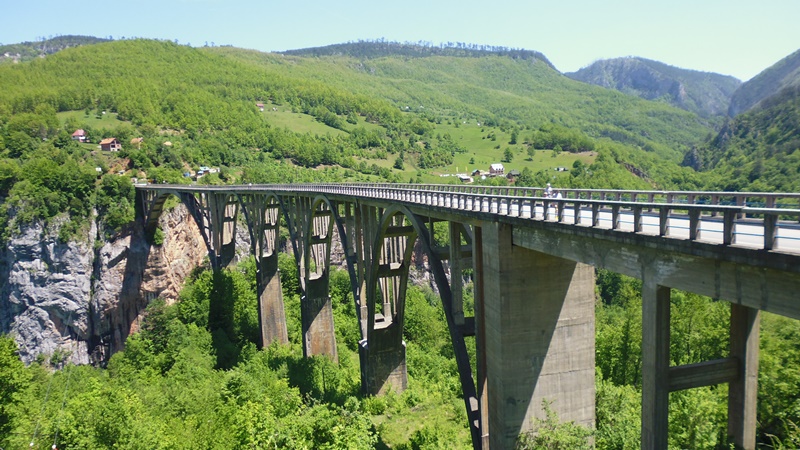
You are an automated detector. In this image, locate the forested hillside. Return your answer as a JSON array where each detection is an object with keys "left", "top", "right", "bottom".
[
  {"left": 0, "top": 38, "right": 718, "bottom": 241},
  {"left": 687, "top": 84, "right": 800, "bottom": 192},
  {"left": 1, "top": 37, "right": 799, "bottom": 449}
]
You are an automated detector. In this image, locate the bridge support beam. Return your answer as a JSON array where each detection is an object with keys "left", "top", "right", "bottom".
[
  {"left": 480, "top": 222, "right": 595, "bottom": 449},
  {"left": 728, "top": 304, "right": 759, "bottom": 450}
]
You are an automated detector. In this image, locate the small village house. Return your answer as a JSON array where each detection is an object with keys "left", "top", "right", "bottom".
[
  {"left": 489, "top": 163, "right": 504, "bottom": 175},
  {"left": 99, "top": 137, "right": 121, "bottom": 152},
  {"left": 71, "top": 129, "right": 87, "bottom": 142}
]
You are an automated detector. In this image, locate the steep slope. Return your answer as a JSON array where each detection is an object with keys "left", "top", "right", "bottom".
[
  {"left": 687, "top": 85, "right": 800, "bottom": 192},
  {"left": 728, "top": 48, "right": 800, "bottom": 116},
  {"left": 566, "top": 57, "right": 741, "bottom": 118}
]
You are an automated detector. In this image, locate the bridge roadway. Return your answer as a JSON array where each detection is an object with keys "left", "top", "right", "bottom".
[{"left": 136, "top": 183, "right": 800, "bottom": 450}]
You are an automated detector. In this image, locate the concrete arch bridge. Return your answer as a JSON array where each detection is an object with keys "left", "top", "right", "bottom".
[{"left": 135, "top": 183, "right": 800, "bottom": 450}]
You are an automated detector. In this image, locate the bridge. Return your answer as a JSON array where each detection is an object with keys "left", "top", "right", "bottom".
[{"left": 136, "top": 183, "right": 800, "bottom": 450}]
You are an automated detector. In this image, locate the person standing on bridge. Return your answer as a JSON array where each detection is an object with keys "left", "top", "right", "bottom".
[{"left": 544, "top": 183, "right": 553, "bottom": 198}]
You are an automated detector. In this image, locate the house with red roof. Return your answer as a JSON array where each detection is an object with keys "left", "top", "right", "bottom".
[{"left": 71, "top": 129, "right": 87, "bottom": 142}]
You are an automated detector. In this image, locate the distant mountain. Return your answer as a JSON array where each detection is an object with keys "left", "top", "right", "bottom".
[
  {"left": 281, "top": 40, "right": 556, "bottom": 70},
  {"left": 566, "top": 57, "right": 741, "bottom": 118},
  {"left": 0, "top": 35, "right": 110, "bottom": 64},
  {"left": 727, "top": 48, "right": 800, "bottom": 116}
]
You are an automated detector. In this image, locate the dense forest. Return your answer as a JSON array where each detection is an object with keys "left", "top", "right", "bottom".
[{"left": 1, "top": 38, "right": 799, "bottom": 448}]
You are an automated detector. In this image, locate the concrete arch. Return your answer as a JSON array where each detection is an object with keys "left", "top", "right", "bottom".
[
  {"left": 360, "top": 204, "right": 480, "bottom": 444},
  {"left": 236, "top": 191, "right": 283, "bottom": 261},
  {"left": 139, "top": 189, "right": 212, "bottom": 257}
]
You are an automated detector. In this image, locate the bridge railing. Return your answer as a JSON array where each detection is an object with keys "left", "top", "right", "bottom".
[
  {"left": 138, "top": 183, "right": 800, "bottom": 255},
  {"left": 300, "top": 184, "right": 800, "bottom": 254},
  {"left": 290, "top": 183, "right": 800, "bottom": 210}
]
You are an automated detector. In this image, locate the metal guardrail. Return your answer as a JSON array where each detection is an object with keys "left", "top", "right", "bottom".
[{"left": 138, "top": 183, "right": 800, "bottom": 255}]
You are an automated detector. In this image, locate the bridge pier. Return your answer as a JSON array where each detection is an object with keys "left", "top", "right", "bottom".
[
  {"left": 359, "top": 324, "right": 407, "bottom": 395},
  {"left": 641, "top": 281, "right": 760, "bottom": 450},
  {"left": 301, "top": 277, "right": 338, "bottom": 361},
  {"left": 728, "top": 304, "right": 759, "bottom": 450},
  {"left": 641, "top": 279, "right": 671, "bottom": 449},
  {"left": 256, "top": 255, "right": 288, "bottom": 347},
  {"left": 479, "top": 222, "right": 595, "bottom": 449}
]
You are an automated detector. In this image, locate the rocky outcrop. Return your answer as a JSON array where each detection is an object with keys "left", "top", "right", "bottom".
[
  {"left": 0, "top": 216, "right": 95, "bottom": 365},
  {"left": 0, "top": 204, "right": 212, "bottom": 365},
  {"left": 88, "top": 205, "right": 210, "bottom": 363}
]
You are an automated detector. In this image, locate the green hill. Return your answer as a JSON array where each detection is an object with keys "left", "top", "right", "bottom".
[
  {"left": 215, "top": 42, "right": 714, "bottom": 162},
  {"left": 566, "top": 57, "right": 741, "bottom": 119},
  {"left": 0, "top": 38, "right": 720, "bottom": 236}
]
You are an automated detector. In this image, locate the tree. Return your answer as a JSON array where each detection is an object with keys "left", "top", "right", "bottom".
[
  {"left": 394, "top": 152, "right": 405, "bottom": 170},
  {"left": 510, "top": 129, "right": 518, "bottom": 145},
  {"left": 527, "top": 147, "right": 536, "bottom": 161},
  {"left": 503, "top": 147, "right": 514, "bottom": 163},
  {"left": 516, "top": 400, "right": 593, "bottom": 449},
  {"left": 0, "top": 335, "right": 29, "bottom": 441}
]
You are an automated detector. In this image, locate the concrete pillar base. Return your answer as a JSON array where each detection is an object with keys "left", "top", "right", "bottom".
[
  {"left": 301, "top": 292, "right": 338, "bottom": 362},
  {"left": 359, "top": 325, "right": 408, "bottom": 396}
]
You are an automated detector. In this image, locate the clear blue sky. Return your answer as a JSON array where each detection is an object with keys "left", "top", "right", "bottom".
[{"left": 2, "top": 0, "right": 798, "bottom": 81}]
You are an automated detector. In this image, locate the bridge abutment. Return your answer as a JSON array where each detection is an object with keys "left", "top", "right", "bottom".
[{"left": 480, "top": 222, "right": 595, "bottom": 449}]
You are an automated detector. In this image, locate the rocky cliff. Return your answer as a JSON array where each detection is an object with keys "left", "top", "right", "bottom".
[{"left": 0, "top": 205, "right": 209, "bottom": 365}]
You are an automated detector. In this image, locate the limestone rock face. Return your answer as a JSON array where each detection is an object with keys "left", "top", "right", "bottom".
[
  {"left": 89, "top": 205, "right": 209, "bottom": 363},
  {"left": 0, "top": 204, "right": 212, "bottom": 365},
  {"left": 0, "top": 217, "right": 94, "bottom": 364}
]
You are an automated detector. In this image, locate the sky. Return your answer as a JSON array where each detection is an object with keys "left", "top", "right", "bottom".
[{"left": 1, "top": 0, "right": 798, "bottom": 81}]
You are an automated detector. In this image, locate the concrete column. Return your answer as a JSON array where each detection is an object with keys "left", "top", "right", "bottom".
[
  {"left": 481, "top": 222, "right": 595, "bottom": 449},
  {"left": 450, "top": 222, "right": 465, "bottom": 326},
  {"left": 728, "top": 304, "right": 759, "bottom": 450},
  {"left": 642, "top": 278, "right": 671, "bottom": 450},
  {"left": 359, "top": 324, "right": 407, "bottom": 395},
  {"left": 256, "top": 254, "right": 288, "bottom": 347},
  {"left": 473, "top": 226, "right": 490, "bottom": 449},
  {"left": 301, "top": 276, "right": 338, "bottom": 362}
]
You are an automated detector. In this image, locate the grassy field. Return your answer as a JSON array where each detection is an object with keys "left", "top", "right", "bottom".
[
  {"left": 260, "top": 101, "right": 348, "bottom": 136},
  {"left": 57, "top": 110, "right": 129, "bottom": 130},
  {"left": 260, "top": 101, "right": 385, "bottom": 136}
]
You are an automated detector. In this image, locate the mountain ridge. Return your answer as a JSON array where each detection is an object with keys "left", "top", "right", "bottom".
[
  {"left": 727, "top": 48, "right": 800, "bottom": 116},
  {"left": 565, "top": 56, "right": 741, "bottom": 118}
]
